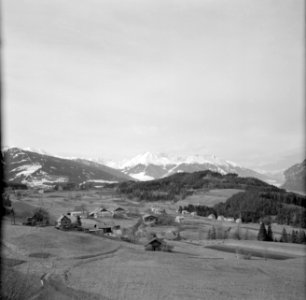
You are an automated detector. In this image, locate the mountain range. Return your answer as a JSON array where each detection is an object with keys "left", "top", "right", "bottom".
[
  {"left": 2, "top": 147, "right": 289, "bottom": 189},
  {"left": 104, "top": 151, "right": 284, "bottom": 185}
]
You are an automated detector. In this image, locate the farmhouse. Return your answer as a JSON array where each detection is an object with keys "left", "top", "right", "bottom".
[
  {"left": 143, "top": 214, "right": 158, "bottom": 225},
  {"left": 56, "top": 214, "right": 81, "bottom": 230}
]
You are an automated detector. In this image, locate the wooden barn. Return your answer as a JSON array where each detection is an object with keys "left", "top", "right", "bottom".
[{"left": 144, "top": 237, "right": 165, "bottom": 251}]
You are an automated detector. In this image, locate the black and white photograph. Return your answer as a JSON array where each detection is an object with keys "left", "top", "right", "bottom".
[{"left": 1, "top": 0, "right": 305, "bottom": 299}]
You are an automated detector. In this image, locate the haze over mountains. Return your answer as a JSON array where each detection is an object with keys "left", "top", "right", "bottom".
[{"left": 3, "top": 147, "right": 297, "bottom": 189}]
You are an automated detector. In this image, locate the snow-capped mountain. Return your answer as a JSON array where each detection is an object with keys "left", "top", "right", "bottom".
[
  {"left": 107, "top": 151, "right": 280, "bottom": 183},
  {"left": 2, "top": 147, "right": 132, "bottom": 189}
]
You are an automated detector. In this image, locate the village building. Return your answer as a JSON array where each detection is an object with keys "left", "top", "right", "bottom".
[
  {"left": 142, "top": 214, "right": 158, "bottom": 225},
  {"left": 111, "top": 207, "right": 127, "bottom": 217},
  {"left": 88, "top": 207, "right": 113, "bottom": 218}
]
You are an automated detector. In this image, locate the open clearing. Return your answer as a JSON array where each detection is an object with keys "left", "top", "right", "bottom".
[
  {"left": 177, "top": 189, "right": 243, "bottom": 207},
  {"left": 2, "top": 188, "right": 306, "bottom": 299}
]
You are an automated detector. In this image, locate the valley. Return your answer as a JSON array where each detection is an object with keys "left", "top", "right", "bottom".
[{"left": 2, "top": 186, "right": 306, "bottom": 300}]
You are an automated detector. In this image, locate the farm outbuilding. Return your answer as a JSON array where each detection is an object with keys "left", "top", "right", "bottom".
[{"left": 145, "top": 237, "right": 165, "bottom": 251}]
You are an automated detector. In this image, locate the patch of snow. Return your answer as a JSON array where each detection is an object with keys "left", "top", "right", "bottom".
[
  {"left": 11, "top": 164, "right": 42, "bottom": 177},
  {"left": 84, "top": 179, "right": 118, "bottom": 184},
  {"left": 129, "top": 172, "right": 154, "bottom": 181},
  {"left": 10, "top": 159, "right": 29, "bottom": 164}
]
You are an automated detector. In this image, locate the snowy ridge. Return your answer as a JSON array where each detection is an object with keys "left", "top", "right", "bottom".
[{"left": 108, "top": 152, "right": 240, "bottom": 169}]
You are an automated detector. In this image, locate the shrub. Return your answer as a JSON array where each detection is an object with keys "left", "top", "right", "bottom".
[{"left": 257, "top": 223, "right": 268, "bottom": 241}]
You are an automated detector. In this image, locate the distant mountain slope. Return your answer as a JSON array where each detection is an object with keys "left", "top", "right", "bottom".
[
  {"left": 3, "top": 147, "right": 132, "bottom": 188},
  {"left": 282, "top": 160, "right": 306, "bottom": 194},
  {"left": 117, "top": 170, "right": 280, "bottom": 202},
  {"left": 108, "top": 152, "right": 282, "bottom": 185}
]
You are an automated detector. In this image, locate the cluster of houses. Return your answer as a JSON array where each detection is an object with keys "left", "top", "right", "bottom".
[
  {"left": 208, "top": 214, "right": 242, "bottom": 223},
  {"left": 55, "top": 205, "right": 127, "bottom": 236},
  {"left": 175, "top": 208, "right": 242, "bottom": 224}
]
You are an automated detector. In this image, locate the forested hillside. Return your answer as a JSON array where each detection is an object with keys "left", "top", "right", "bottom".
[
  {"left": 117, "top": 170, "right": 278, "bottom": 201},
  {"left": 117, "top": 170, "right": 306, "bottom": 228}
]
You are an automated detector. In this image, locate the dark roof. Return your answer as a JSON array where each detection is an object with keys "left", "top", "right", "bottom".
[{"left": 145, "top": 237, "right": 165, "bottom": 247}]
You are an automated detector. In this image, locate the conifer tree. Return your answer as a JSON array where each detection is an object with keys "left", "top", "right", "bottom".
[
  {"left": 257, "top": 222, "right": 267, "bottom": 241},
  {"left": 280, "top": 228, "right": 288, "bottom": 243},
  {"left": 297, "top": 230, "right": 306, "bottom": 244},
  {"left": 266, "top": 224, "right": 273, "bottom": 241},
  {"left": 291, "top": 230, "right": 297, "bottom": 243}
]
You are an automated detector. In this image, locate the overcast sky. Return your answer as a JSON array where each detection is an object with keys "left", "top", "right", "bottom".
[{"left": 2, "top": 0, "right": 305, "bottom": 169}]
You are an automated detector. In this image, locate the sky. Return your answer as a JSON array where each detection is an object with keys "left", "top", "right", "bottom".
[{"left": 2, "top": 0, "right": 305, "bottom": 170}]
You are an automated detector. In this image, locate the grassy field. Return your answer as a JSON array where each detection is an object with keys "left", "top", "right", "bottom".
[
  {"left": 177, "top": 188, "right": 243, "bottom": 207},
  {"left": 2, "top": 188, "right": 306, "bottom": 299}
]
